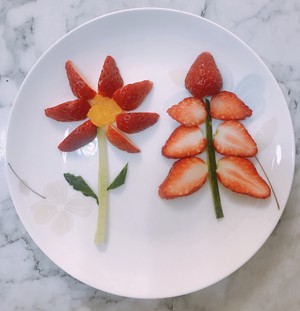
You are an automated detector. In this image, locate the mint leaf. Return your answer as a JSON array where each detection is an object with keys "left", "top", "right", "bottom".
[
  {"left": 107, "top": 163, "right": 128, "bottom": 190},
  {"left": 64, "top": 173, "right": 98, "bottom": 203}
]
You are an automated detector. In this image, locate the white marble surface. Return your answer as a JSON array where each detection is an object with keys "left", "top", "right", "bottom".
[{"left": 1, "top": 0, "right": 300, "bottom": 310}]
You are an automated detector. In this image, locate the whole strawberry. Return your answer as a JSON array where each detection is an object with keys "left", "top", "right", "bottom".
[{"left": 185, "top": 52, "right": 223, "bottom": 98}]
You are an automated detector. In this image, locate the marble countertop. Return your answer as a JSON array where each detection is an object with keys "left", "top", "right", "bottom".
[{"left": 1, "top": 0, "right": 300, "bottom": 310}]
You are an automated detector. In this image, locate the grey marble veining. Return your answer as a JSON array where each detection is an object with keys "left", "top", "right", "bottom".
[{"left": 1, "top": 0, "right": 300, "bottom": 310}]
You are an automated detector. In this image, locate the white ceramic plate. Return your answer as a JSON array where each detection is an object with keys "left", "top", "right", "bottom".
[{"left": 6, "top": 8, "right": 295, "bottom": 298}]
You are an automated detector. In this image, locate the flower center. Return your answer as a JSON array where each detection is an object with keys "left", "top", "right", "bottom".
[{"left": 88, "top": 94, "right": 123, "bottom": 127}]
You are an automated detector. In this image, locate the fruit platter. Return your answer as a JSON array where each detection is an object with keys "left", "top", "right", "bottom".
[{"left": 6, "top": 9, "right": 294, "bottom": 299}]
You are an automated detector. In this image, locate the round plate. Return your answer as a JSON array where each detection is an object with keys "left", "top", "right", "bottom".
[{"left": 6, "top": 8, "right": 295, "bottom": 298}]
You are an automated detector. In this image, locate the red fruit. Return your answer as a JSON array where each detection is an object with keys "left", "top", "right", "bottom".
[
  {"left": 162, "top": 125, "right": 206, "bottom": 159},
  {"left": 185, "top": 52, "right": 223, "bottom": 98},
  {"left": 105, "top": 124, "right": 140, "bottom": 153},
  {"left": 210, "top": 91, "right": 252, "bottom": 120},
  {"left": 45, "top": 99, "right": 91, "bottom": 122},
  {"left": 214, "top": 121, "right": 258, "bottom": 157},
  {"left": 112, "top": 80, "right": 153, "bottom": 111},
  {"left": 159, "top": 157, "right": 208, "bottom": 199},
  {"left": 167, "top": 97, "right": 207, "bottom": 126},
  {"left": 116, "top": 112, "right": 159, "bottom": 134},
  {"left": 58, "top": 120, "right": 97, "bottom": 152},
  {"left": 216, "top": 156, "right": 271, "bottom": 198},
  {"left": 65, "top": 61, "right": 97, "bottom": 100},
  {"left": 98, "top": 56, "right": 124, "bottom": 98}
]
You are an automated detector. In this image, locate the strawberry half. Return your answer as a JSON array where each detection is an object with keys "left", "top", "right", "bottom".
[
  {"left": 116, "top": 112, "right": 159, "bottom": 134},
  {"left": 185, "top": 52, "right": 223, "bottom": 98},
  {"left": 216, "top": 156, "right": 271, "bottom": 198},
  {"left": 162, "top": 125, "right": 206, "bottom": 159},
  {"left": 65, "top": 61, "right": 97, "bottom": 100},
  {"left": 58, "top": 120, "right": 97, "bottom": 152},
  {"left": 214, "top": 121, "right": 258, "bottom": 157},
  {"left": 167, "top": 97, "right": 207, "bottom": 126},
  {"left": 98, "top": 56, "right": 124, "bottom": 98},
  {"left": 210, "top": 91, "right": 252, "bottom": 120},
  {"left": 112, "top": 80, "right": 153, "bottom": 111},
  {"left": 159, "top": 157, "right": 208, "bottom": 199},
  {"left": 45, "top": 99, "right": 91, "bottom": 122},
  {"left": 105, "top": 124, "right": 140, "bottom": 153}
]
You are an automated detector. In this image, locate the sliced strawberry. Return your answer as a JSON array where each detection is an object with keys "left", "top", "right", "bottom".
[
  {"left": 65, "top": 61, "right": 97, "bottom": 100},
  {"left": 185, "top": 52, "right": 223, "bottom": 98},
  {"left": 162, "top": 125, "right": 206, "bottom": 159},
  {"left": 98, "top": 56, "right": 124, "bottom": 98},
  {"left": 159, "top": 157, "right": 208, "bottom": 199},
  {"left": 210, "top": 91, "right": 252, "bottom": 120},
  {"left": 58, "top": 120, "right": 97, "bottom": 152},
  {"left": 216, "top": 156, "right": 271, "bottom": 198},
  {"left": 167, "top": 97, "right": 207, "bottom": 126},
  {"left": 112, "top": 80, "right": 153, "bottom": 111},
  {"left": 105, "top": 124, "right": 140, "bottom": 153},
  {"left": 45, "top": 99, "right": 91, "bottom": 122},
  {"left": 214, "top": 121, "right": 258, "bottom": 157},
  {"left": 116, "top": 112, "right": 159, "bottom": 134}
]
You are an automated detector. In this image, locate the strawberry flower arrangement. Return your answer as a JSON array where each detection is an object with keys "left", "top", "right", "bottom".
[
  {"left": 159, "top": 52, "right": 272, "bottom": 218},
  {"left": 45, "top": 56, "right": 159, "bottom": 244}
]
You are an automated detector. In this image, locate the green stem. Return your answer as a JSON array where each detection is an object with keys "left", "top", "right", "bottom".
[
  {"left": 94, "top": 127, "right": 109, "bottom": 244},
  {"left": 205, "top": 99, "right": 224, "bottom": 219}
]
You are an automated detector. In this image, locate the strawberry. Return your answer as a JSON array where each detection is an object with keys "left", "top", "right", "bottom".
[
  {"left": 58, "top": 120, "right": 97, "bottom": 152},
  {"left": 210, "top": 91, "right": 252, "bottom": 120},
  {"left": 65, "top": 61, "right": 97, "bottom": 100},
  {"left": 116, "top": 112, "right": 159, "bottom": 134},
  {"left": 216, "top": 156, "right": 271, "bottom": 198},
  {"left": 167, "top": 97, "right": 207, "bottom": 126},
  {"left": 159, "top": 157, "right": 208, "bottom": 199},
  {"left": 185, "top": 52, "right": 223, "bottom": 98},
  {"left": 162, "top": 125, "right": 206, "bottom": 159},
  {"left": 98, "top": 56, "right": 124, "bottom": 98},
  {"left": 214, "top": 121, "right": 258, "bottom": 157},
  {"left": 112, "top": 80, "right": 153, "bottom": 111},
  {"left": 105, "top": 124, "right": 140, "bottom": 153},
  {"left": 45, "top": 99, "right": 91, "bottom": 122}
]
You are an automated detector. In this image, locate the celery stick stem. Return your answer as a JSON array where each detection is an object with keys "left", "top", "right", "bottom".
[
  {"left": 205, "top": 99, "right": 224, "bottom": 219},
  {"left": 94, "top": 127, "right": 109, "bottom": 244}
]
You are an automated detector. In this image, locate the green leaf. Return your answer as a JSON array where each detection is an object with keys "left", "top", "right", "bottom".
[
  {"left": 64, "top": 173, "right": 98, "bottom": 204},
  {"left": 107, "top": 163, "right": 128, "bottom": 190}
]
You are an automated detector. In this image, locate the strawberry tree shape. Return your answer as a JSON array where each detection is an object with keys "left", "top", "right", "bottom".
[
  {"left": 159, "top": 52, "right": 272, "bottom": 218},
  {"left": 45, "top": 56, "right": 159, "bottom": 244}
]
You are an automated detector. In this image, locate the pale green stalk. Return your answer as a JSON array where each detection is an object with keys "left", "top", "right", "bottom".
[{"left": 94, "top": 127, "right": 109, "bottom": 244}]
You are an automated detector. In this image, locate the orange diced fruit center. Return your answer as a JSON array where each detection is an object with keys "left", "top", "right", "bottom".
[{"left": 88, "top": 94, "right": 123, "bottom": 127}]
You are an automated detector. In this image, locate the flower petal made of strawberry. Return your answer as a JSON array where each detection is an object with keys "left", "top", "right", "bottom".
[
  {"left": 65, "top": 60, "right": 97, "bottom": 100},
  {"left": 98, "top": 55, "right": 124, "bottom": 97}
]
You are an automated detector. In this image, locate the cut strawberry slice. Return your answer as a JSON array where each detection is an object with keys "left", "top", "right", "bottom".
[
  {"left": 116, "top": 112, "right": 159, "bottom": 134},
  {"left": 112, "top": 80, "right": 153, "bottom": 111},
  {"left": 210, "top": 91, "right": 252, "bottom": 120},
  {"left": 159, "top": 157, "right": 208, "bottom": 199},
  {"left": 162, "top": 125, "right": 206, "bottom": 159},
  {"left": 214, "top": 121, "right": 258, "bottom": 157},
  {"left": 216, "top": 156, "right": 271, "bottom": 198},
  {"left": 58, "top": 120, "right": 97, "bottom": 152},
  {"left": 98, "top": 56, "right": 124, "bottom": 98},
  {"left": 185, "top": 52, "right": 223, "bottom": 98},
  {"left": 45, "top": 99, "right": 91, "bottom": 122},
  {"left": 65, "top": 61, "right": 97, "bottom": 100},
  {"left": 105, "top": 124, "right": 140, "bottom": 153},
  {"left": 167, "top": 97, "right": 207, "bottom": 126}
]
